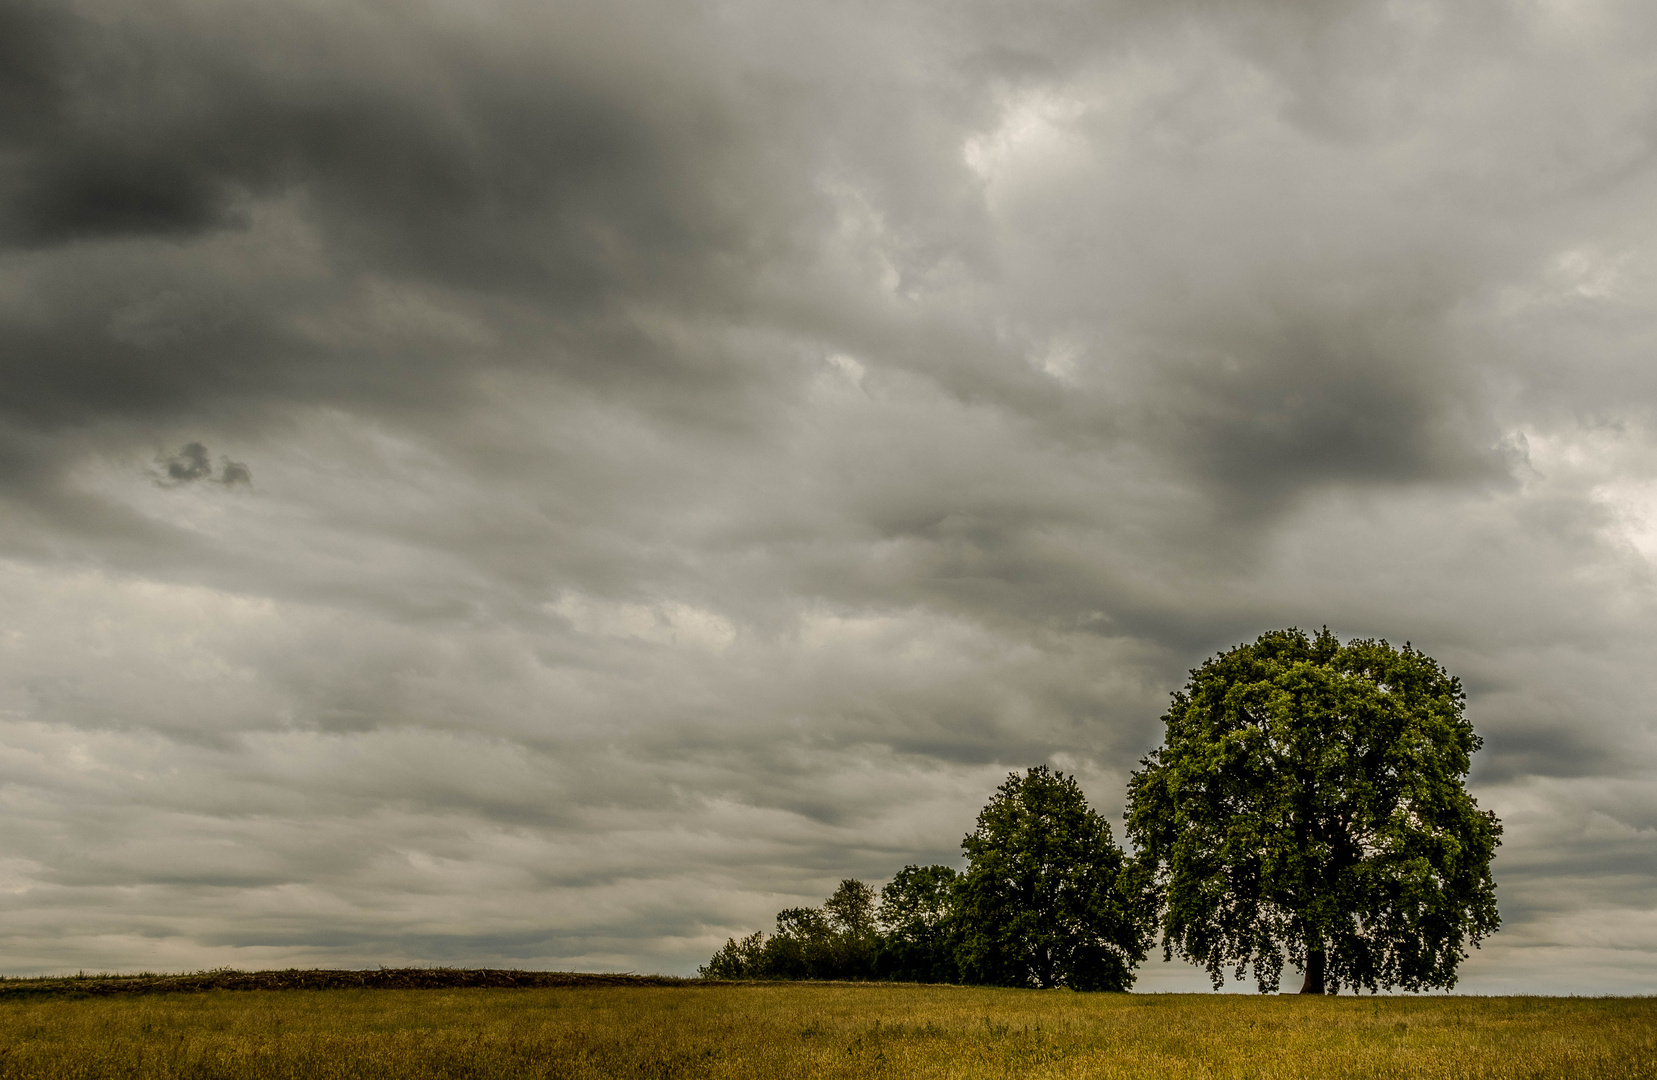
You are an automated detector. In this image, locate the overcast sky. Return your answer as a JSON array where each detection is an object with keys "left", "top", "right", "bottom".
[{"left": 1, "top": 0, "right": 1654, "bottom": 993}]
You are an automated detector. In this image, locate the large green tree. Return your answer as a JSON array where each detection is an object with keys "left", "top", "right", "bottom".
[
  {"left": 1126, "top": 628, "right": 1502, "bottom": 994},
  {"left": 955, "top": 766, "right": 1153, "bottom": 991}
]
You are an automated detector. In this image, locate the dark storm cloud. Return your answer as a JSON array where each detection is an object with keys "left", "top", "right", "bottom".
[
  {"left": 0, "top": 0, "right": 794, "bottom": 476},
  {"left": 0, "top": 0, "right": 702, "bottom": 264},
  {"left": 1155, "top": 305, "right": 1501, "bottom": 508},
  {"left": 0, "top": 0, "right": 1493, "bottom": 519},
  {"left": 157, "top": 441, "right": 246, "bottom": 485},
  {"left": 163, "top": 442, "right": 213, "bottom": 484},
  {"left": 0, "top": 0, "right": 1549, "bottom": 530}
]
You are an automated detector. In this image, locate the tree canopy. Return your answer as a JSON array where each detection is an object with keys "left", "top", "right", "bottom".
[
  {"left": 875, "top": 864, "right": 960, "bottom": 983},
  {"left": 1125, "top": 628, "right": 1502, "bottom": 993},
  {"left": 699, "top": 874, "right": 949, "bottom": 982},
  {"left": 955, "top": 766, "right": 1153, "bottom": 991}
]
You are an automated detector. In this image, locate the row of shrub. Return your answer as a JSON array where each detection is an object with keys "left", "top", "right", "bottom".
[
  {"left": 700, "top": 766, "right": 1150, "bottom": 990},
  {"left": 698, "top": 867, "right": 961, "bottom": 983}
]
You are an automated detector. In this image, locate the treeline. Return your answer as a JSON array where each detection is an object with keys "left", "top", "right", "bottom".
[
  {"left": 699, "top": 867, "right": 959, "bottom": 983},
  {"left": 700, "top": 766, "right": 1149, "bottom": 990},
  {"left": 699, "top": 629, "right": 1505, "bottom": 994}
]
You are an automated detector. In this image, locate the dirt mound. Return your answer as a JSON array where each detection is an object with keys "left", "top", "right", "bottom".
[{"left": 0, "top": 969, "right": 692, "bottom": 999}]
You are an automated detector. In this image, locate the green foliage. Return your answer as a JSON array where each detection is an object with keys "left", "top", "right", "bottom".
[
  {"left": 701, "top": 772, "right": 1151, "bottom": 990},
  {"left": 705, "top": 629, "right": 1497, "bottom": 998},
  {"left": 763, "top": 906, "right": 837, "bottom": 979},
  {"left": 875, "top": 865, "right": 959, "bottom": 983},
  {"left": 826, "top": 878, "right": 878, "bottom": 937},
  {"left": 1125, "top": 627, "right": 1503, "bottom": 994},
  {"left": 699, "top": 880, "right": 882, "bottom": 981},
  {"left": 954, "top": 766, "right": 1153, "bottom": 991},
  {"left": 699, "top": 931, "right": 766, "bottom": 979}
]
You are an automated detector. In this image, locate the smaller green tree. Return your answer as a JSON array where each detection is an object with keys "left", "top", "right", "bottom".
[
  {"left": 825, "top": 879, "right": 878, "bottom": 935},
  {"left": 876, "top": 864, "right": 960, "bottom": 982},
  {"left": 955, "top": 766, "right": 1153, "bottom": 991},
  {"left": 762, "top": 906, "right": 836, "bottom": 979},
  {"left": 698, "top": 880, "right": 881, "bottom": 980},
  {"left": 822, "top": 879, "right": 879, "bottom": 979},
  {"left": 698, "top": 931, "right": 765, "bottom": 979}
]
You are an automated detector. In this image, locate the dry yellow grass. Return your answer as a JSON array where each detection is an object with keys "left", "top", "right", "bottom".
[{"left": 0, "top": 982, "right": 1651, "bottom": 1079}]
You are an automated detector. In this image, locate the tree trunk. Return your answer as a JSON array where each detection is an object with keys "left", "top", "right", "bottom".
[{"left": 1298, "top": 941, "right": 1325, "bottom": 994}]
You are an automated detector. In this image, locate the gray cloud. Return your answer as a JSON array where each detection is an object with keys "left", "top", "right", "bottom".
[
  {"left": 0, "top": 0, "right": 1653, "bottom": 990},
  {"left": 158, "top": 442, "right": 248, "bottom": 486}
]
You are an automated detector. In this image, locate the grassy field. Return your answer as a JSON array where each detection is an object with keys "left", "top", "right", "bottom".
[{"left": 0, "top": 981, "right": 1651, "bottom": 1079}]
